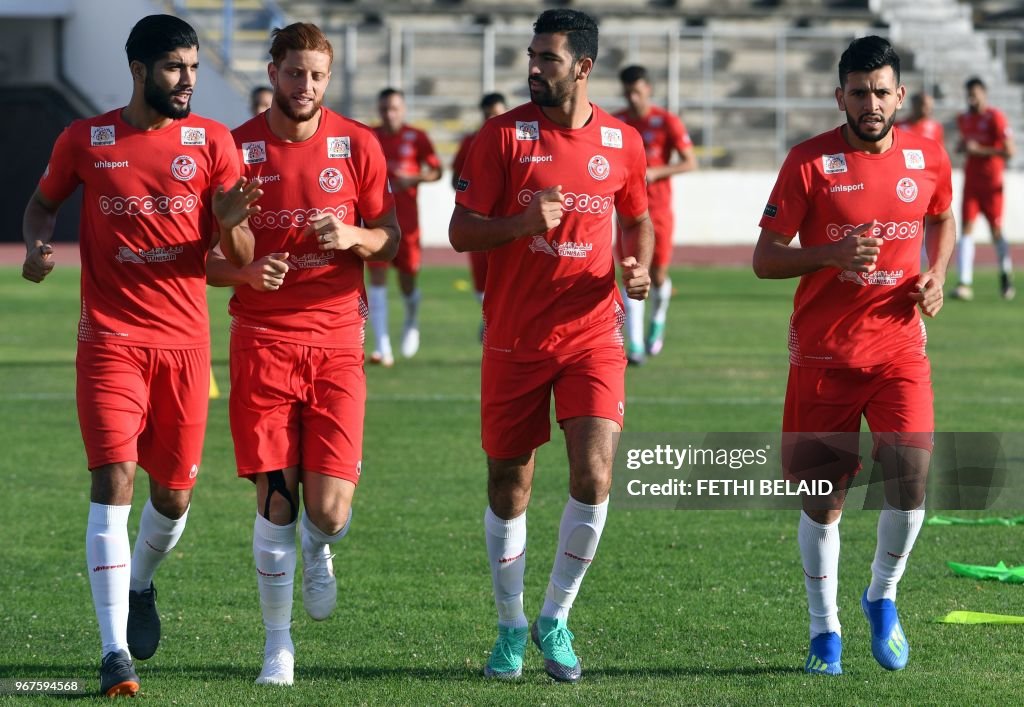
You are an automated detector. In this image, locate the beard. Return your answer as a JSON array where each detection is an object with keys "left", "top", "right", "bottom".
[
  {"left": 845, "top": 110, "right": 896, "bottom": 143},
  {"left": 144, "top": 73, "right": 190, "bottom": 120},
  {"left": 274, "top": 86, "right": 321, "bottom": 123},
  {"left": 529, "top": 74, "right": 575, "bottom": 108}
]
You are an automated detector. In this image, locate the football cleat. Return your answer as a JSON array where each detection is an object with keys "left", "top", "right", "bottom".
[
  {"left": 1000, "top": 272, "right": 1015, "bottom": 301},
  {"left": 531, "top": 617, "right": 582, "bottom": 683},
  {"left": 804, "top": 631, "right": 843, "bottom": 675},
  {"left": 127, "top": 582, "right": 161, "bottom": 660},
  {"left": 483, "top": 625, "right": 528, "bottom": 680},
  {"left": 400, "top": 325, "right": 420, "bottom": 358},
  {"left": 256, "top": 645, "right": 295, "bottom": 686},
  {"left": 646, "top": 320, "right": 666, "bottom": 357},
  {"left": 862, "top": 590, "right": 910, "bottom": 671},
  {"left": 100, "top": 649, "right": 140, "bottom": 696},
  {"left": 626, "top": 342, "right": 646, "bottom": 367},
  {"left": 950, "top": 283, "right": 974, "bottom": 301},
  {"left": 369, "top": 351, "right": 394, "bottom": 368}
]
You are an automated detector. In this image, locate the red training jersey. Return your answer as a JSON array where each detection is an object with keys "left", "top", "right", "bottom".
[
  {"left": 456, "top": 102, "right": 649, "bottom": 360},
  {"left": 759, "top": 126, "right": 952, "bottom": 368},
  {"left": 37, "top": 108, "right": 239, "bottom": 348},
  {"left": 230, "top": 109, "right": 394, "bottom": 347},
  {"left": 957, "top": 107, "right": 1011, "bottom": 189},
  {"left": 452, "top": 131, "right": 477, "bottom": 185},
  {"left": 895, "top": 117, "right": 945, "bottom": 148},
  {"left": 612, "top": 105, "right": 692, "bottom": 212},
  {"left": 373, "top": 124, "right": 440, "bottom": 236}
]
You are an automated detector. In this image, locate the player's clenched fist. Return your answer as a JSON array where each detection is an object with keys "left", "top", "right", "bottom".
[
  {"left": 523, "top": 184, "right": 565, "bottom": 235},
  {"left": 22, "top": 243, "right": 55, "bottom": 283},
  {"left": 831, "top": 219, "right": 882, "bottom": 273},
  {"left": 246, "top": 252, "right": 290, "bottom": 291},
  {"left": 621, "top": 256, "right": 651, "bottom": 301}
]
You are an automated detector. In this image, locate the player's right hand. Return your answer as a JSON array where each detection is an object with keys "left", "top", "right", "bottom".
[
  {"left": 524, "top": 185, "right": 564, "bottom": 234},
  {"left": 832, "top": 220, "right": 882, "bottom": 273},
  {"left": 22, "top": 243, "right": 54, "bottom": 283},
  {"left": 247, "top": 252, "right": 290, "bottom": 291}
]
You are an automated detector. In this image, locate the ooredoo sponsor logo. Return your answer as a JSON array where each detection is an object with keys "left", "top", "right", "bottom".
[
  {"left": 517, "top": 189, "right": 612, "bottom": 215},
  {"left": 250, "top": 204, "right": 349, "bottom": 230},
  {"left": 99, "top": 194, "right": 200, "bottom": 216},
  {"left": 825, "top": 220, "right": 921, "bottom": 242}
]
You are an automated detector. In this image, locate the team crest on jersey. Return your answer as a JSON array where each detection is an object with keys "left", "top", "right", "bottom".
[
  {"left": 181, "top": 127, "right": 206, "bottom": 146},
  {"left": 327, "top": 136, "right": 351, "bottom": 158},
  {"left": 896, "top": 177, "right": 918, "bottom": 203},
  {"left": 171, "top": 155, "right": 197, "bottom": 181},
  {"left": 319, "top": 167, "right": 344, "bottom": 193},
  {"left": 91, "top": 126, "right": 115, "bottom": 146},
  {"left": 588, "top": 155, "right": 611, "bottom": 181},
  {"left": 242, "top": 141, "right": 267, "bottom": 164},
  {"left": 601, "top": 127, "right": 623, "bottom": 149},
  {"left": 516, "top": 121, "right": 540, "bottom": 141},
  {"left": 822, "top": 153, "right": 847, "bottom": 174},
  {"left": 903, "top": 149, "right": 925, "bottom": 170},
  {"left": 650, "top": 115, "right": 664, "bottom": 127}
]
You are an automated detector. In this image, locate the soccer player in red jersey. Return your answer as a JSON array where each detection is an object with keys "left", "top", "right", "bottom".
[
  {"left": 753, "top": 36, "right": 954, "bottom": 676},
  {"left": 952, "top": 77, "right": 1016, "bottom": 300},
  {"left": 20, "top": 15, "right": 259, "bottom": 696},
  {"left": 450, "top": 9, "right": 652, "bottom": 683},
  {"left": 206, "top": 23, "right": 399, "bottom": 686},
  {"left": 370, "top": 88, "right": 442, "bottom": 365},
  {"left": 895, "top": 92, "right": 945, "bottom": 146},
  {"left": 614, "top": 65, "right": 696, "bottom": 364},
  {"left": 452, "top": 92, "right": 508, "bottom": 331}
]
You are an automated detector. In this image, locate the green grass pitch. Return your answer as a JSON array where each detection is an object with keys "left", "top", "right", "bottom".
[{"left": 0, "top": 264, "right": 1021, "bottom": 705}]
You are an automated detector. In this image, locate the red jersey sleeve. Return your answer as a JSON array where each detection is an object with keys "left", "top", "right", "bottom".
[
  {"left": 454, "top": 121, "right": 505, "bottom": 216},
  {"left": 615, "top": 133, "right": 650, "bottom": 220},
  {"left": 37, "top": 126, "right": 81, "bottom": 203},
  {"left": 356, "top": 132, "right": 394, "bottom": 222},
  {"left": 452, "top": 134, "right": 474, "bottom": 181},
  {"left": 759, "top": 150, "right": 811, "bottom": 238},
  {"left": 927, "top": 145, "right": 953, "bottom": 216},
  {"left": 993, "top": 109, "right": 1011, "bottom": 146},
  {"left": 206, "top": 123, "right": 241, "bottom": 236},
  {"left": 667, "top": 112, "right": 694, "bottom": 154},
  {"left": 416, "top": 130, "right": 441, "bottom": 170}
]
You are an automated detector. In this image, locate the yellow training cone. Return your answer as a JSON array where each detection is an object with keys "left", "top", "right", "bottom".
[
  {"left": 209, "top": 369, "right": 221, "bottom": 399},
  {"left": 937, "top": 611, "right": 1024, "bottom": 624}
]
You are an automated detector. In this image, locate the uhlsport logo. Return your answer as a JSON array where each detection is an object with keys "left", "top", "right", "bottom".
[
  {"left": 588, "top": 155, "right": 611, "bottom": 181},
  {"left": 896, "top": 177, "right": 918, "bottom": 203},
  {"left": 518, "top": 189, "right": 612, "bottom": 215},
  {"left": 319, "top": 167, "right": 344, "bottom": 193},
  {"left": 826, "top": 220, "right": 921, "bottom": 242},
  {"left": 91, "top": 125, "right": 115, "bottom": 146},
  {"left": 242, "top": 141, "right": 267, "bottom": 165},
  {"left": 327, "top": 136, "right": 351, "bottom": 158},
  {"left": 171, "top": 155, "right": 197, "bottom": 181}
]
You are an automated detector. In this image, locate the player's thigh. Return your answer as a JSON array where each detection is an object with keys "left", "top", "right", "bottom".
[
  {"left": 394, "top": 228, "right": 421, "bottom": 275},
  {"left": 865, "top": 353, "right": 934, "bottom": 457},
  {"left": 961, "top": 190, "right": 981, "bottom": 227},
  {"left": 76, "top": 343, "right": 149, "bottom": 471},
  {"left": 782, "top": 365, "right": 865, "bottom": 485},
  {"left": 981, "top": 188, "right": 1004, "bottom": 232},
  {"left": 229, "top": 336, "right": 302, "bottom": 476},
  {"left": 138, "top": 346, "right": 210, "bottom": 490},
  {"left": 553, "top": 347, "right": 627, "bottom": 431},
  {"left": 302, "top": 347, "right": 365, "bottom": 484},
  {"left": 481, "top": 355, "right": 557, "bottom": 459},
  {"left": 649, "top": 206, "right": 675, "bottom": 270}
]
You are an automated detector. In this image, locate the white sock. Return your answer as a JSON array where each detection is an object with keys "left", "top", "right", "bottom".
[
  {"left": 484, "top": 507, "right": 528, "bottom": 629},
  {"left": 368, "top": 284, "right": 391, "bottom": 356},
  {"left": 403, "top": 288, "right": 422, "bottom": 330},
  {"left": 253, "top": 515, "right": 297, "bottom": 651},
  {"left": 798, "top": 512, "right": 841, "bottom": 638},
  {"left": 622, "top": 287, "right": 645, "bottom": 350},
  {"left": 86, "top": 503, "right": 132, "bottom": 656},
  {"left": 651, "top": 278, "right": 672, "bottom": 325},
  {"left": 867, "top": 502, "right": 925, "bottom": 602},
  {"left": 130, "top": 499, "right": 188, "bottom": 592},
  {"left": 995, "top": 238, "right": 1013, "bottom": 276},
  {"left": 301, "top": 508, "right": 351, "bottom": 553},
  {"left": 541, "top": 497, "right": 608, "bottom": 621},
  {"left": 957, "top": 236, "right": 975, "bottom": 286}
]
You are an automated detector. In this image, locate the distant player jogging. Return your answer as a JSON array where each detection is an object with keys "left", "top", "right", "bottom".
[
  {"left": 207, "top": 23, "right": 399, "bottom": 686},
  {"left": 753, "top": 36, "right": 955, "bottom": 676},
  {"left": 450, "top": 9, "right": 652, "bottom": 683},
  {"left": 21, "top": 14, "right": 258, "bottom": 696}
]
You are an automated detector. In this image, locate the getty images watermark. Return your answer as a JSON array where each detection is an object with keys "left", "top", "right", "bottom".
[{"left": 613, "top": 433, "right": 1022, "bottom": 511}]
